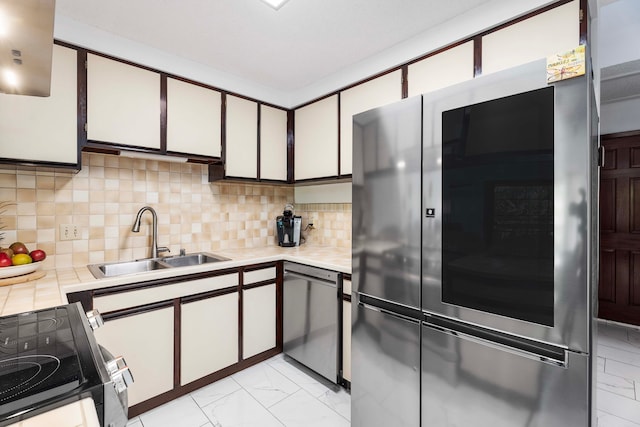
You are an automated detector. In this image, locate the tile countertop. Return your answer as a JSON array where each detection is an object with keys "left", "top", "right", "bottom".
[
  {"left": 0, "top": 244, "right": 352, "bottom": 317},
  {"left": 0, "top": 244, "right": 351, "bottom": 427}
]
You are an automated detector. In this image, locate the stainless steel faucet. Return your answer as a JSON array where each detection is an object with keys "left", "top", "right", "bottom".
[{"left": 132, "top": 206, "right": 170, "bottom": 259}]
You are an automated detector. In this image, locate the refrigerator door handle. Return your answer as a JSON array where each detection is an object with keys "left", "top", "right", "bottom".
[
  {"left": 358, "top": 300, "right": 421, "bottom": 325},
  {"left": 422, "top": 318, "right": 568, "bottom": 368}
]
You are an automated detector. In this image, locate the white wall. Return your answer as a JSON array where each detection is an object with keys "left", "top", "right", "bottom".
[
  {"left": 598, "top": 0, "right": 640, "bottom": 68},
  {"left": 600, "top": 98, "right": 640, "bottom": 135},
  {"left": 598, "top": 0, "right": 640, "bottom": 134}
]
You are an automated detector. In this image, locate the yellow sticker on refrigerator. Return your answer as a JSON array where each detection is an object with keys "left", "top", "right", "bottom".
[{"left": 546, "top": 45, "right": 586, "bottom": 83}]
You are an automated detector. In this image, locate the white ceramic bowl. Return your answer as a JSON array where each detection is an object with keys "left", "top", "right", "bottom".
[{"left": 0, "top": 262, "right": 42, "bottom": 279}]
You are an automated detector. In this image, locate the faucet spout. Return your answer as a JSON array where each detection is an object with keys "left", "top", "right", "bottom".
[{"left": 131, "top": 206, "right": 169, "bottom": 259}]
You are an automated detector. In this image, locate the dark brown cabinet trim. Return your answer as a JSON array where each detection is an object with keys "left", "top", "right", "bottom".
[
  {"left": 401, "top": 65, "right": 409, "bottom": 99},
  {"left": 160, "top": 75, "right": 168, "bottom": 153},
  {"left": 287, "top": 110, "right": 295, "bottom": 183},
  {"left": 473, "top": 36, "right": 483, "bottom": 77}
]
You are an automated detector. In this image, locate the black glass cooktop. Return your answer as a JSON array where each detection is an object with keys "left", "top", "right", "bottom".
[{"left": 0, "top": 306, "right": 90, "bottom": 421}]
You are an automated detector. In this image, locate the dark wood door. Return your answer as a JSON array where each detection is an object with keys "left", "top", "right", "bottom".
[{"left": 599, "top": 131, "right": 640, "bottom": 326}]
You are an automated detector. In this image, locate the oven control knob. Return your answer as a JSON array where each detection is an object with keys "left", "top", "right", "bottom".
[
  {"left": 111, "top": 366, "right": 134, "bottom": 393},
  {"left": 106, "top": 356, "right": 134, "bottom": 393},
  {"left": 85, "top": 309, "right": 104, "bottom": 330}
]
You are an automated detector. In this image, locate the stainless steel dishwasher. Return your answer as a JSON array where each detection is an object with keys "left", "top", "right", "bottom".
[{"left": 283, "top": 262, "right": 340, "bottom": 383}]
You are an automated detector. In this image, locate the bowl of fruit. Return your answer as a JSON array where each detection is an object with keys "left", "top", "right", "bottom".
[{"left": 0, "top": 242, "right": 47, "bottom": 279}]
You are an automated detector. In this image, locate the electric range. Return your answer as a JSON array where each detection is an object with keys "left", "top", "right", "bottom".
[{"left": 0, "top": 303, "right": 132, "bottom": 427}]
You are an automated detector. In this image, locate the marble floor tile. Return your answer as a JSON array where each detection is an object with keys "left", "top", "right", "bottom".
[
  {"left": 191, "top": 377, "right": 243, "bottom": 408},
  {"left": 597, "top": 410, "right": 640, "bottom": 427},
  {"left": 201, "top": 389, "right": 284, "bottom": 427},
  {"left": 598, "top": 388, "right": 640, "bottom": 425},
  {"left": 600, "top": 344, "right": 640, "bottom": 368},
  {"left": 231, "top": 362, "right": 300, "bottom": 408},
  {"left": 600, "top": 326, "right": 640, "bottom": 354},
  {"left": 598, "top": 371, "right": 637, "bottom": 399},
  {"left": 267, "top": 356, "right": 332, "bottom": 398},
  {"left": 270, "top": 389, "right": 350, "bottom": 427},
  {"left": 317, "top": 388, "right": 351, "bottom": 421},
  {"left": 139, "top": 395, "right": 210, "bottom": 427},
  {"left": 599, "top": 356, "right": 607, "bottom": 372},
  {"left": 125, "top": 417, "right": 142, "bottom": 427},
  {"left": 628, "top": 330, "right": 640, "bottom": 348},
  {"left": 607, "top": 359, "right": 640, "bottom": 383}
]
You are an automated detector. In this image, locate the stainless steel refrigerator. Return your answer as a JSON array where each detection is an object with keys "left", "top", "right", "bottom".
[{"left": 351, "top": 58, "right": 598, "bottom": 427}]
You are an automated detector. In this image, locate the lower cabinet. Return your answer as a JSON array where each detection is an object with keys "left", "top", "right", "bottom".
[
  {"left": 342, "top": 300, "right": 352, "bottom": 382},
  {"left": 181, "top": 292, "right": 239, "bottom": 385},
  {"left": 94, "top": 306, "right": 174, "bottom": 406},
  {"left": 72, "top": 263, "right": 283, "bottom": 416},
  {"left": 243, "top": 284, "right": 276, "bottom": 359}
]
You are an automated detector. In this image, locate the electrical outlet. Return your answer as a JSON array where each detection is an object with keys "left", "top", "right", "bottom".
[{"left": 60, "top": 224, "right": 80, "bottom": 241}]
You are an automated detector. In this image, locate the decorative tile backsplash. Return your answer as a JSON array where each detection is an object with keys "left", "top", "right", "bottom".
[{"left": 0, "top": 153, "right": 351, "bottom": 270}]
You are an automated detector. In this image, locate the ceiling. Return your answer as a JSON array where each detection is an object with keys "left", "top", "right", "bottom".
[{"left": 54, "top": 0, "right": 496, "bottom": 98}]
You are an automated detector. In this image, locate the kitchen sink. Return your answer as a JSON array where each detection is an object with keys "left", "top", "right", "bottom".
[
  {"left": 87, "top": 252, "right": 230, "bottom": 279},
  {"left": 90, "top": 259, "right": 169, "bottom": 278},
  {"left": 161, "top": 253, "right": 228, "bottom": 267}
]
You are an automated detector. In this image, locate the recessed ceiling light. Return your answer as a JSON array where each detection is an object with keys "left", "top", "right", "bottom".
[
  {"left": 260, "top": 0, "right": 290, "bottom": 10},
  {"left": 4, "top": 69, "right": 18, "bottom": 87}
]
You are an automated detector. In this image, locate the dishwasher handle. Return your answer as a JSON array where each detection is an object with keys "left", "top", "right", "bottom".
[{"left": 283, "top": 270, "right": 338, "bottom": 288}]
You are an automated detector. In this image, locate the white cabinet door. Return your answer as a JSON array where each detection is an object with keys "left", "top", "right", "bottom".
[
  {"left": 408, "top": 41, "right": 475, "bottom": 97},
  {"left": 482, "top": 0, "right": 579, "bottom": 75},
  {"left": 340, "top": 70, "right": 402, "bottom": 176},
  {"left": 87, "top": 53, "right": 161, "bottom": 149},
  {"left": 260, "top": 105, "right": 288, "bottom": 181},
  {"left": 343, "top": 300, "right": 351, "bottom": 382},
  {"left": 0, "top": 45, "right": 77, "bottom": 164},
  {"left": 295, "top": 95, "right": 339, "bottom": 180},
  {"left": 167, "top": 78, "right": 221, "bottom": 157},
  {"left": 94, "top": 307, "right": 174, "bottom": 406},
  {"left": 343, "top": 279, "right": 352, "bottom": 296},
  {"left": 243, "top": 284, "right": 276, "bottom": 359},
  {"left": 226, "top": 95, "right": 258, "bottom": 178},
  {"left": 181, "top": 292, "right": 239, "bottom": 385}
]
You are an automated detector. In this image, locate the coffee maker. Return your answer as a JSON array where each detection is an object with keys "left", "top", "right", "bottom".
[{"left": 276, "top": 204, "right": 301, "bottom": 247}]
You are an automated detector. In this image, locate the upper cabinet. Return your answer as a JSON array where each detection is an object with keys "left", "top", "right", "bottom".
[
  {"left": 0, "top": 44, "right": 78, "bottom": 167},
  {"left": 408, "top": 41, "right": 475, "bottom": 97},
  {"left": 295, "top": 95, "right": 339, "bottom": 181},
  {"left": 167, "top": 78, "right": 222, "bottom": 157},
  {"left": 260, "top": 105, "right": 288, "bottom": 181},
  {"left": 225, "top": 95, "right": 258, "bottom": 179},
  {"left": 339, "top": 70, "right": 402, "bottom": 176},
  {"left": 482, "top": 0, "right": 579, "bottom": 75},
  {"left": 87, "top": 53, "right": 161, "bottom": 149}
]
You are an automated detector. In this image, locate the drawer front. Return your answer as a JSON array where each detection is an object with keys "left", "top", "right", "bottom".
[
  {"left": 244, "top": 267, "right": 276, "bottom": 285},
  {"left": 94, "top": 273, "right": 238, "bottom": 313}
]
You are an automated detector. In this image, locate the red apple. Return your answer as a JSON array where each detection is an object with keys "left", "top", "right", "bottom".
[
  {"left": 0, "top": 253, "right": 12, "bottom": 267},
  {"left": 29, "top": 249, "right": 46, "bottom": 262},
  {"left": 0, "top": 247, "right": 13, "bottom": 258}
]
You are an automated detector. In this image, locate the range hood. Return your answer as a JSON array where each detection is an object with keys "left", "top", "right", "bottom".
[{"left": 0, "top": 0, "right": 55, "bottom": 97}]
